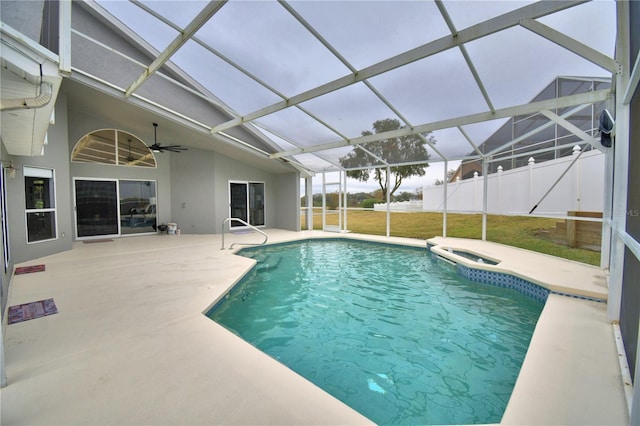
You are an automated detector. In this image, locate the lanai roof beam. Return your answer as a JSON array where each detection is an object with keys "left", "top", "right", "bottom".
[
  {"left": 251, "top": 121, "right": 342, "bottom": 170},
  {"left": 623, "top": 52, "right": 640, "bottom": 105},
  {"left": 211, "top": 0, "right": 587, "bottom": 135},
  {"left": 130, "top": 0, "right": 354, "bottom": 150},
  {"left": 279, "top": 1, "right": 444, "bottom": 162},
  {"left": 457, "top": 126, "right": 485, "bottom": 158},
  {"left": 354, "top": 145, "right": 389, "bottom": 167},
  {"left": 519, "top": 18, "right": 618, "bottom": 74},
  {"left": 271, "top": 89, "right": 609, "bottom": 159},
  {"left": 539, "top": 109, "right": 600, "bottom": 151},
  {"left": 486, "top": 103, "right": 592, "bottom": 157},
  {"left": 435, "top": 0, "right": 495, "bottom": 113},
  {"left": 124, "top": 1, "right": 227, "bottom": 98}
]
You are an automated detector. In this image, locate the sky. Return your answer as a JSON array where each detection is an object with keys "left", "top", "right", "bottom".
[{"left": 96, "top": 0, "right": 617, "bottom": 183}]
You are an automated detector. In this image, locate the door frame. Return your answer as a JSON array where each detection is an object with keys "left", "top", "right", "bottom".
[
  {"left": 73, "top": 177, "right": 159, "bottom": 240},
  {"left": 73, "top": 177, "right": 120, "bottom": 241},
  {"left": 228, "top": 180, "right": 265, "bottom": 229}
]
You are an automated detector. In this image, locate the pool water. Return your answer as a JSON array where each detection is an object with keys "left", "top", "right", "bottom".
[{"left": 208, "top": 240, "right": 543, "bottom": 425}]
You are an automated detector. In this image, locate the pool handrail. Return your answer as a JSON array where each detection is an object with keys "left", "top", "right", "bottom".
[{"left": 221, "top": 217, "right": 268, "bottom": 250}]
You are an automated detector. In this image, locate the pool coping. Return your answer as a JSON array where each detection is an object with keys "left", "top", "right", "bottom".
[{"left": 427, "top": 236, "right": 609, "bottom": 302}]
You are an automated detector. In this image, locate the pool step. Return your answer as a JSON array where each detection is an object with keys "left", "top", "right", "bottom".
[{"left": 255, "top": 254, "right": 282, "bottom": 273}]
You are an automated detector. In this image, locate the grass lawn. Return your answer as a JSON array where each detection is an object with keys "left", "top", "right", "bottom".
[{"left": 308, "top": 210, "right": 601, "bottom": 266}]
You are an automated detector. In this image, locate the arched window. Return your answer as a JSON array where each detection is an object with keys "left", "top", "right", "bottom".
[{"left": 71, "top": 129, "right": 156, "bottom": 167}]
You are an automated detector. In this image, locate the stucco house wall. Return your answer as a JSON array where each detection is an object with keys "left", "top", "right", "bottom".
[{"left": 0, "top": 2, "right": 302, "bottom": 268}]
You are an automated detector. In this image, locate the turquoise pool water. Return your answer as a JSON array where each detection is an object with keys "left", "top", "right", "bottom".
[{"left": 208, "top": 240, "right": 544, "bottom": 425}]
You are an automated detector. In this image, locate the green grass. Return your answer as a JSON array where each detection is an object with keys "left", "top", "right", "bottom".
[{"left": 308, "top": 210, "right": 601, "bottom": 266}]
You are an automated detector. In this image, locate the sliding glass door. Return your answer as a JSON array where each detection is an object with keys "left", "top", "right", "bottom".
[
  {"left": 119, "top": 180, "right": 157, "bottom": 235},
  {"left": 74, "top": 178, "right": 157, "bottom": 238},
  {"left": 75, "top": 179, "right": 118, "bottom": 238},
  {"left": 229, "top": 181, "right": 264, "bottom": 228}
]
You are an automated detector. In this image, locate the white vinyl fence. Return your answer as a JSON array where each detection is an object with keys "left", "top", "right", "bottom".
[{"left": 419, "top": 147, "right": 604, "bottom": 215}]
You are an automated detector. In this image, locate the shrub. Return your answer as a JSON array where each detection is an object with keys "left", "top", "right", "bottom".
[{"left": 361, "top": 198, "right": 382, "bottom": 209}]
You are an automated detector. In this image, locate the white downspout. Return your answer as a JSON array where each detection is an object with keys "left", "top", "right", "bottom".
[{"left": 0, "top": 82, "right": 53, "bottom": 111}]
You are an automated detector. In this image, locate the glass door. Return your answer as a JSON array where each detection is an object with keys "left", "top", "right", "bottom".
[
  {"left": 249, "top": 182, "right": 265, "bottom": 226},
  {"left": 74, "top": 179, "right": 119, "bottom": 238},
  {"left": 229, "top": 181, "right": 265, "bottom": 228},
  {"left": 229, "top": 182, "right": 248, "bottom": 227},
  {"left": 119, "top": 180, "right": 157, "bottom": 235}
]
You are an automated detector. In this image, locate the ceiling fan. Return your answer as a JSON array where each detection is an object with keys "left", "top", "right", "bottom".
[
  {"left": 149, "top": 122, "right": 187, "bottom": 153},
  {"left": 125, "top": 138, "right": 134, "bottom": 162}
]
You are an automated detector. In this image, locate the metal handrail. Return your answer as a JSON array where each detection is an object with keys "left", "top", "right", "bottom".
[{"left": 221, "top": 217, "right": 268, "bottom": 250}]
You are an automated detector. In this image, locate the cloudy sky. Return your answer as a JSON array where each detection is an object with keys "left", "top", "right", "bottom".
[{"left": 97, "top": 0, "right": 617, "bottom": 194}]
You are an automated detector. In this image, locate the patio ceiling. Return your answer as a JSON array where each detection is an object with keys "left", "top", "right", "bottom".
[{"left": 76, "top": 0, "right": 616, "bottom": 174}]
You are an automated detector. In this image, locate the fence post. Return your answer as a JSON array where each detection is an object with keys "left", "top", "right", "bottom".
[
  {"left": 497, "top": 165, "right": 503, "bottom": 214},
  {"left": 572, "top": 145, "right": 581, "bottom": 212},
  {"left": 473, "top": 171, "right": 479, "bottom": 211},
  {"left": 528, "top": 157, "right": 536, "bottom": 208},
  {"left": 482, "top": 160, "right": 488, "bottom": 240},
  {"left": 443, "top": 160, "right": 448, "bottom": 238},
  {"left": 455, "top": 176, "right": 461, "bottom": 210}
]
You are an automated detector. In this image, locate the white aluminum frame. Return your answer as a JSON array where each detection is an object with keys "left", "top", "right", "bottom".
[{"left": 24, "top": 166, "right": 58, "bottom": 245}]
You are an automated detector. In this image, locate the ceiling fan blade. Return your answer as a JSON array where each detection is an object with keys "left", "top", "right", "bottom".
[{"left": 149, "top": 123, "right": 187, "bottom": 152}]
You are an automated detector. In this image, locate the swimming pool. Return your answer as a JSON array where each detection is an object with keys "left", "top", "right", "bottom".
[{"left": 207, "top": 239, "right": 544, "bottom": 425}]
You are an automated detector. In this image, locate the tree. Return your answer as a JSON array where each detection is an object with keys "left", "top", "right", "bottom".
[
  {"left": 340, "top": 118, "right": 433, "bottom": 200},
  {"left": 434, "top": 169, "right": 457, "bottom": 186},
  {"left": 414, "top": 186, "right": 423, "bottom": 200},
  {"left": 393, "top": 191, "right": 413, "bottom": 202}
]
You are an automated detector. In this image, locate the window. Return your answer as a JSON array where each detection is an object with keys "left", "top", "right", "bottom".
[
  {"left": 71, "top": 129, "right": 156, "bottom": 167},
  {"left": 25, "top": 167, "right": 57, "bottom": 243}
]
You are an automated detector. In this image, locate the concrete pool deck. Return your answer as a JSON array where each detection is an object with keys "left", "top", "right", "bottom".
[{"left": 0, "top": 230, "right": 630, "bottom": 425}]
